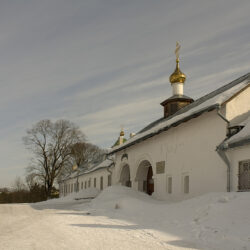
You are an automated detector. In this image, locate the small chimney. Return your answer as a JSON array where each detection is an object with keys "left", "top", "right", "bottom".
[{"left": 130, "top": 133, "right": 135, "bottom": 138}]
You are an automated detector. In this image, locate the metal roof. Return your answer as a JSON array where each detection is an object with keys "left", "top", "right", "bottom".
[{"left": 108, "top": 72, "right": 250, "bottom": 155}]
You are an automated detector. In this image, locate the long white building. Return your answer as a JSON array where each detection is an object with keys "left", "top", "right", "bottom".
[{"left": 60, "top": 46, "right": 250, "bottom": 201}]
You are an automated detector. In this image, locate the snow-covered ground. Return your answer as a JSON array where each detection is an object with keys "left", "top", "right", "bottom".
[{"left": 0, "top": 187, "right": 250, "bottom": 250}]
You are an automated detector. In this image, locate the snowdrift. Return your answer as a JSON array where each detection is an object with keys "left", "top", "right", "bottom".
[
  {"left": 91, "top": 185, "right": 156, "bottom": 210},
  {"left": 34, "top": 186, "right": 250, "bottom": 249},
  {"left": 89, "top": 186, "right": 250, "bottom": 250}
]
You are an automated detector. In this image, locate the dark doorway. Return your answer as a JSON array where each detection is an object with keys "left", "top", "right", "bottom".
[
  {"left": 136, "top": 160, "right": 154, "bottom": 196},
  {"left": 147, "top": 166, "right": 154, "bottom": 195},
  {"left": 120, "top": 164, "right": 131, "bottom": 187}
]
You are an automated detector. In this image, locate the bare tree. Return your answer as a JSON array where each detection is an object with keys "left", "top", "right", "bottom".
[
  {"left": 25, "top": 172, "right": 37, "bottom": 190},
  {"left": 59, "top": 142, "right": 106, "bottom": 179},
  {"left": 23, "top": 119, "right": 85, "bottom": 198},
  {"left": 70, "top": 142, "right": 88, "bottom": 167},
  {"left": 71, "top": 142, "right": 105, "bottom": 166}
]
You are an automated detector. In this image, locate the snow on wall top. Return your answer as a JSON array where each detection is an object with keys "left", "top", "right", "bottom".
[{"left": 109, "top": 73, "right": 250, "bottom": 155}]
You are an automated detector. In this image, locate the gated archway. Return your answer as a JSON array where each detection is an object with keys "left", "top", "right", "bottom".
[
  {"left": 135, "top": 160, "right": 154, "bottom": 195},
  {"left": 119, "top": 164, "right": 131, "bottom": 187}
]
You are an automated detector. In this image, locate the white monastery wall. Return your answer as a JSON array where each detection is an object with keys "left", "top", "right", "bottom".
[
  {"left": 114, "top": 110, "right": 228, "bottom": 201},
  {"left": 225, "top": 86, "right": 250, "bottom": 122},
  {"left": 59, "top": 86, "right": 250, "bottom": 199},
  {"left": 60, "top": 167, "right": 113, "bottom": 197}
]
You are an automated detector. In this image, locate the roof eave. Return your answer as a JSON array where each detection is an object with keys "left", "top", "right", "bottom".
[
  {"left": 226, "top": 138, "right": 250, "bottom": 149},
  {"left": 60, "top": 162, "right": 114, "bottom": 182},
  {"left": 108, "top": 104, "right": 219, "bottom": 155}
]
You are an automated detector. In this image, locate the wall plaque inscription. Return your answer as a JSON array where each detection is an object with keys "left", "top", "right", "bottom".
[{"left": 156, "top": 161, "right": 165, "bottom": 174}]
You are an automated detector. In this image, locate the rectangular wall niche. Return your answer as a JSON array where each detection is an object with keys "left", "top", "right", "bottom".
[{"left": 156, "top": 161, "right": 165, "bottom": 174}]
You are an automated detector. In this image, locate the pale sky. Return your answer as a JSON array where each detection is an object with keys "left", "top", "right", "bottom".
[{"left": 1, "top": 0, "right": 250, "bottom": 187}]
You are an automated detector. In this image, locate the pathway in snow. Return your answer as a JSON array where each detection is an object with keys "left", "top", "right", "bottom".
[
  {"left": 0, "top": 202, "right": 185, "bottom": 250},
  {"left": 1, "top": 187, "right": 250, "bottom": 250}
]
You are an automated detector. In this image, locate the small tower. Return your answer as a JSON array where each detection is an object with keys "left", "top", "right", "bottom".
[
  {"left": 112, "top": 128, "right": 127, "bottom": 148},
  {"left": 119, "top": 128, "right": 125, "bottom": 145},
  {"left": 161, "top": 42, "right": 193, "bottom": 118}
]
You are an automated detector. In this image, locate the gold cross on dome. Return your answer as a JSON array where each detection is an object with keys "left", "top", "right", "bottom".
[{"left": 175, "top": 41, "right": 181, "bottom": 61}]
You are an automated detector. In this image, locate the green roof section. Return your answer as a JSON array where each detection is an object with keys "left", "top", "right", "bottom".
[{"left": 112, "top": 137, "right": 127, "bottom": 148}]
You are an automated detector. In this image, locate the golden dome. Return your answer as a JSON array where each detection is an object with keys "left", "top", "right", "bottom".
[
  {"left": 120, "top": 129, "right": 124, "bottom": 136},
  {"left": 169, "top": 59, "right": 186, "bottom": 84},
  {"left": 169, "top": 42, "right": 186, "bottom": 84}
]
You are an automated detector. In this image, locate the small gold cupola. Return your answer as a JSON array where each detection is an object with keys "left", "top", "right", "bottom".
[
  {"left": 169, "top": 42, "right": 186, "bottom": 84},
  {"left": 111, "top": 128, "right": 127, "bottom": 148},
  {"left": 119, "top": 127, "right": 125, "bottom": 145},
  {"left": 120, "top": 129, "right": 125, "bottom": 137}
]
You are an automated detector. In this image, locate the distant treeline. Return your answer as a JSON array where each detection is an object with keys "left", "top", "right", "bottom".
[{"left": 0, "top": 184, "right": 58, "bottom": 204}]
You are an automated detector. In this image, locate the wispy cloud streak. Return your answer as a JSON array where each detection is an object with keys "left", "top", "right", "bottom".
[{"left": 0, "top": 0, "right": 250, "bottom": 186}]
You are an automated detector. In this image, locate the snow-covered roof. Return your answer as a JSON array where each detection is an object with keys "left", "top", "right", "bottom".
[
  {"left": 61, "top": 158, "right": 114, "bottom": 182},
  {"left": 83, "top": 158, "right": 114, "bottom": 174},
  {"left": 222, "top": 116, "right": 250, "bottom": 149},
  {"left": 108, "top": 73, "right": 250, "bottom": 155}
]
